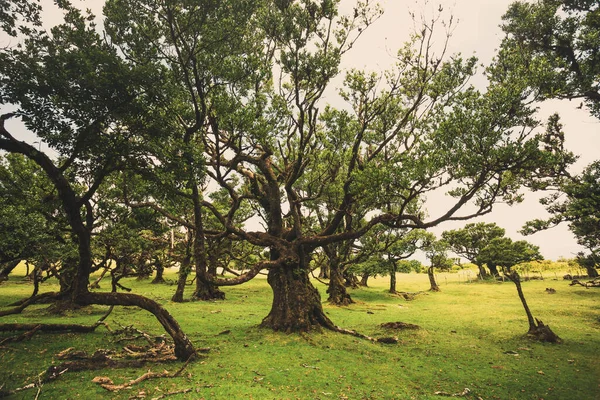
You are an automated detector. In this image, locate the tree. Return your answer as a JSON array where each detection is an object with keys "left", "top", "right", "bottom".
[
  {"left": 353, "top": 227, "right": 433, "bottom": 293},
  {"left": 98, "top": 0, "right": 573, "bottom": 333},
  {"left": 498, "top": 0, "right": 600, "bottom": 118},
  {"left": 0, "top": 153, "right": 72, "bottom": 283},
  {"left": 0, "top": 2, "right": 195, "bottom": 360},
  {"left": 477, "top": 236, "right": 559, "bottom": 342},
  {"left": 442, "top": 223, "right": 507, "bottom": 278},
  {"left": 424, "top": 239, "right": 452, "bottom": 292},
  {"left": 497, "top": 1, "right": 598, "bottom": 277}
]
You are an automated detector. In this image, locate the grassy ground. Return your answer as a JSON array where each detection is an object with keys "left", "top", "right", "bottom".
[{"left": 0, "top": 267, "right": 598, "bottom": 399}]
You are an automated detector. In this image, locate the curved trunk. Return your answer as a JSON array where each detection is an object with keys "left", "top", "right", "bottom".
[
  {"left": 327, "top": 259, "right": 353, "bottom": 305},
  {"left": 261, "top": 262, "right": 335, "bottom": 332},
  {"left": 81, "top": 291, "right": 195, "bottom": 360},
  {"left": 0, "top": 260, "right": 20, "bottom": 282},
  {"left": 505, "top": 270, "right": 536, "bottom": 332},
  {"left": 428, "top": 266, "right": 440, "bottom": 292}
]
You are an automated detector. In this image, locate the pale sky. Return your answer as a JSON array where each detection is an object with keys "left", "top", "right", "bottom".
[{"left": 2, "top": 0, "right": 599, "bottom": 260}]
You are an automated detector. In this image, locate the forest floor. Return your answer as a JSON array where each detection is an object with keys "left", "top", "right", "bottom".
[{"left": 0, "top": 267, "right": 598, "bottom": 399}]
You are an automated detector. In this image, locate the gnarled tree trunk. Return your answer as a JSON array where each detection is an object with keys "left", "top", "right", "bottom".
[
  {"left": 505, "top": 270, "right": 561, "bottom": 343},
  {"left": 261, "top": 264, "right": 335, "bottom": 332}
]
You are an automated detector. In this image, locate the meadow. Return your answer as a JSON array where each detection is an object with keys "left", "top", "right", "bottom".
[{"left": 0, "top": 266, "right": 598, "bottom": 399}]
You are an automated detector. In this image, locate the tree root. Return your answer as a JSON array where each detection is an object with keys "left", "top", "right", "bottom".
[
  {"left": 1, "top": 292, "right": 60, "bottom": 316},
  {"left": 527, "top": 319, "right": 561, "bottom": 343}
]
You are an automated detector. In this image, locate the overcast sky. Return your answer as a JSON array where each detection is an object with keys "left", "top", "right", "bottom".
[{"left": 2, "top": 0, "right": 599, "bottom": 260}]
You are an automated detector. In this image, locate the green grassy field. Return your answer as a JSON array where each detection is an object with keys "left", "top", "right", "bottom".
[{"left": 0, "top": 267, "right": 599, "bottom": 399}]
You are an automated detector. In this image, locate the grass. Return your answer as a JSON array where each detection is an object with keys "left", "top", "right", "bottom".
[{"left": 1, "top": 267, "right": 599, "bottom": 399}]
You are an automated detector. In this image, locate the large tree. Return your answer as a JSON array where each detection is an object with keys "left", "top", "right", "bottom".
[
  {"left": 1, "top": 0, "right": 573, "bottom": 340},
  {"left": 442, "top": 222, "right": 507, "bottom": 278},
  {"left": 0, "top": 2, "right": 195, "bottom": 359}
]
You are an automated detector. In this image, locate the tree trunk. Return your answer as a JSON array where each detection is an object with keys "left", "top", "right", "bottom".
[
  {"left": 318, "top": 264, "right": 329, "bottom": 279},
  {"left": 344, "top": 270, "right": 359, "bottom": 288},
  {"left": 359, "top": 272, "right": 370, "bottom": 287},
  {"left": 261, "top": 265, "right": 335, "bottom": 332},
  {"left": 488, "top": 263, "right": 500, "bottom": 277},
  {"left": 0, "top": 260, "right": 20, "bottom": 282},
  {"left": 389, "top": 262, "right": 397, "bottom": 293},
  {"left": 327, "top": 260, "right": 353, "bottom": 306},
  {"left": 172, "top": 255, "right": 191, "bottom": 303},
  {"left": 81, "top": 291, "right": 196, "bottom": 360},
  {"left": 506, "top": 270, "right": 537, "bottom": 332},
  {"left": 428, "top": 266, "right": 440, "bottom": 292},
  {"left": 151, "top": 258, "right": 165, "bottom": 284},
  {"left": 584, "top": 265, "right": 599, "bottom": 278},
  {"left": 476, "top": 264, "right": 489, "bottom": 279}
]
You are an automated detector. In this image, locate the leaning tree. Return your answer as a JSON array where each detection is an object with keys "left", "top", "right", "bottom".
[{"left": 478, "top": 237, "right": 560, "bottom": 342}]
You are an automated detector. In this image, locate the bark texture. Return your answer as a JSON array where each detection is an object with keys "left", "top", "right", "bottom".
[{"left": 261, "top": 266, "right": 335, "bottom": 332}]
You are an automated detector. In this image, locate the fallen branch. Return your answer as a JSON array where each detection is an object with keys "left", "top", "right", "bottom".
[
  {"left": 434, "top": 388, "right": 471, "bottom": 397},
  {"left": 570, "top": 279, "right": 600, "bottom": 288},
  {"left": 0, "top": 306, "right": 113, "bottom": 337},
  {"left": 93, "top": 353, "right": 195, "bottom": 392}
]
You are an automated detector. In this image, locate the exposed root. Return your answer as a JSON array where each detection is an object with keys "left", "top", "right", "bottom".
[
  {"left": 527, "top": 319, "right": 562, "bottom": 343},
  {"left": 1, "top": 292, "right": 60, "bottom": 316},
  {"left": 329, "top": 325, "right": 398, "bottom": 344}
]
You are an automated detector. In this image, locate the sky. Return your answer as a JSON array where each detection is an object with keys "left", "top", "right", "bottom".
[{"left": 2, "top": 0, "right": 599, "bottom": 261}]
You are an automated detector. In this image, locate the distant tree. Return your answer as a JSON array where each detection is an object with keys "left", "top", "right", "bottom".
[
  {"left": 477, "top": 237, "right": 543, "bottom": 275},
  {"left": 424, "top": 239, "right": 452, "bottom": 292},
  {"left": 442, "top": 222, "right": 506, "bottom": 278}
]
